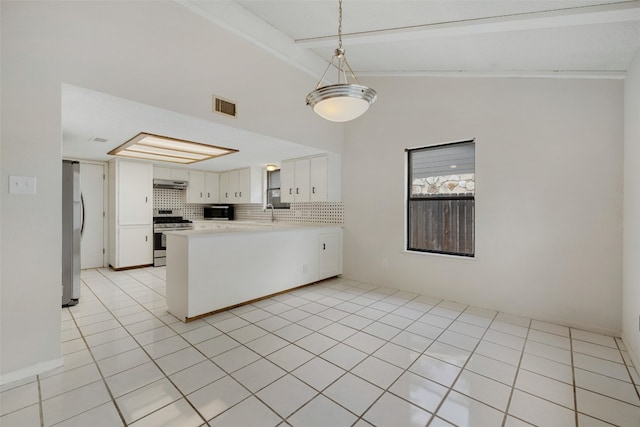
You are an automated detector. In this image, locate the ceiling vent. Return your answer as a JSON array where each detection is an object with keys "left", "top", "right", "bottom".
[
  {"left": 89, "top": 137, "right": 109, "bottom": 143},
  {"left": 213, "top": 96, "right": 237, "bottom": 118}
]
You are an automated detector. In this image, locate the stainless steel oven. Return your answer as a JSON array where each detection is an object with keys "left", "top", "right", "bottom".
[{"left": 153, "top": 209, "right": 192, "bottom": 267}]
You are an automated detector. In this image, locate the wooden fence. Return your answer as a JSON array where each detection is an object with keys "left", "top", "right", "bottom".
[{"left": 408, "top": 196, "right": 475, "bottom": 256}]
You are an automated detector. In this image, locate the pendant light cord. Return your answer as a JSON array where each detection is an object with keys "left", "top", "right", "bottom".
[{"left": 338, "top": 0, "right": 343, "bottom": 49}]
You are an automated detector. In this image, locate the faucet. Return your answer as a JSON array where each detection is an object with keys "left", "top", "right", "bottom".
[{"left": 265, "top": 203, "right": 275, "bottom": 222}]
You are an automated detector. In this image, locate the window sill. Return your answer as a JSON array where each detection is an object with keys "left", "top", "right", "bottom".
[{"left": 403, "top": 249, "right": 476, "bottom": 261}]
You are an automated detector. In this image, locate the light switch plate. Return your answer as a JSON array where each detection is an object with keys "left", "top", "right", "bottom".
[{"left": 9, "top": 175, "right": 37, "bottom": 194}]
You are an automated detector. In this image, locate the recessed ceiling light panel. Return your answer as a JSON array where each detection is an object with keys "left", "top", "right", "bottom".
[{"left": 108, "top": 132, "right": 238, "bottom": 164}]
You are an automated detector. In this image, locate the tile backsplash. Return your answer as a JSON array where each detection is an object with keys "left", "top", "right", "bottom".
[
  {"left": 235, "top": 202, "right": 344, "bottom": 224},
  {"left": 153, "top": 188, "right": 203, "bottom": 220},
  {"left": 154, "top": 188, "right": 344, "bottom": 224}
]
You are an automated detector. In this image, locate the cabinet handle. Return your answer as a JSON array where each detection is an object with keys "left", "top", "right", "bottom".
[
  {"left": 207, "top": 192, "right": 210, "bottom": 198},
  {"left": 289, "top": 188, "right": 292, "bottom": 195},
  {"left": 312, "top": 187, "right": 316, "bottom": 194},
  {"left": 235, "top": 192, "right": 238, "bottom": 197},
  {"left": 145, "top": 196, "right": 148, "bottom": 203},
  {"left": 200, "top": 192, "right": 203, "bottom": 197},
  {"left": 225, "top": 192, "right": 228, "bottom": 198},
  {"left": 145, "top": 235, "right": 148, "bottom": 242},
  {"left": 296, "top": 188, "right": 299, "bottom": 195},
  {"left": 239, "top": 192, "right": 242, "bottom": 198},
  {"left": 323, "top": 243, "right": 326, "bottom": 250}
]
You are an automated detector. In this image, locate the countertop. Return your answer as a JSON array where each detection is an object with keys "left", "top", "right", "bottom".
[{"left": 165, "top": 221, "right": 342, "bottom": 237}]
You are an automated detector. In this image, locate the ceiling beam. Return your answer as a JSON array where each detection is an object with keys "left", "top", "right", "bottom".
[{"left": 295, "top": 1, "right": 640, "bottom": 48}]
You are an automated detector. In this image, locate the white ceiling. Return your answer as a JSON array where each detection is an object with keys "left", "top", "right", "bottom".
[
  {"left": 63, "top": 1, "right": 640, "bottom": 171},
  {"left": 62, "top": 85, "right": 324, "bottom": 172},
  {"left": 184, "top": 0, "right": 640, "bottom": 78}
]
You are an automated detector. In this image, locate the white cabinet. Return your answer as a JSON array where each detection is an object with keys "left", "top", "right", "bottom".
[
  {"left": 281, "top": 154, "right": 341, "bottom": 203},
  {"left": 153, "top": 166, "right": 189, "bottom": 181},
  {"left": 204, "top": 172, "right": 219, "bottom": 203},
  {"left": 185, "top": 170, "right": 205, "bottom": 204},
  {"left": 228, "top": 170, "right": 239, "bottom": 201},
  {"left": 281, "top": 158, "right": 310, "bottom": 203},
  {"left": 185, "top": 170, "right": 219, "bottom": 204},
  {"left": 118, "top": 226, "right": 153, "bottom": 268},
  {"left": 108, "top": 159, "right": 153, "bottom": 269},
  {"left": 219, "top": 171, "right": 231, "bottom": 203},
  {"left": 116, "top": 160, "right": 152, "bottom": 225},
  {"left": 218, "top": 167, "right": 262, "bottom": 204},
  {"left": 319, "top": 231, "right": 342, "bottom": 277}
]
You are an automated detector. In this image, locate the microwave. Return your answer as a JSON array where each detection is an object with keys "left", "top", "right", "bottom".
[{"left": 203, "top": 205, "right": 234, "bottom": 221}]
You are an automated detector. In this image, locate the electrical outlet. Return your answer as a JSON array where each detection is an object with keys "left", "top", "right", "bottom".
[{"left": 382, "top": 259, "right": 388, "bottom": 268}]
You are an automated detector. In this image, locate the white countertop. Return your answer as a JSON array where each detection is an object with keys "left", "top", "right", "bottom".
[{"left": 166, "top": 221, "right": 342, "bottom": 237}]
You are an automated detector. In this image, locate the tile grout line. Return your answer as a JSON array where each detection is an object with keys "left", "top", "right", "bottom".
[
  {"left": 420, "top": 308, "right": 503, "bottom": 427},
  {"left": 569, "top": 327, "right": 579, "bottom": 427},
  {"left": 97, "top": 267, "right": 297, "bottom": 425},
  {"left": 66, "top": 278, "right": 129, "bottom": 426},
  {"left": 37, "top": 372, "right": 44, "bottom": 427},
  {"left": 273, "top": 289, "right": 433, "bottom": 425},
  {"left": 90, "top": 267, "right": 220, "bottom": 426},
  {"left": 37, "top": 268, "right": 640, "bottom": 427},
  {"left": 615, "top": 337, "right": 640, "bottom": 402},
  {"left": 500, "top": 317, "right": 532, "bottom": 427}
]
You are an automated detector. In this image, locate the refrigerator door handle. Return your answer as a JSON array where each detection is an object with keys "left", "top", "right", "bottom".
[{"left": 80, "top": 193, "right": 86, "bottom": 237}]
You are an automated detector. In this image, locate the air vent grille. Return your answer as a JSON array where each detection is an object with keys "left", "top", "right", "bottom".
[
  {"left": 213, "top": 96, "right": 237, "bottom": 118},
  {"left": 89, "top": 137, "right": 109, "bottom": 143}
]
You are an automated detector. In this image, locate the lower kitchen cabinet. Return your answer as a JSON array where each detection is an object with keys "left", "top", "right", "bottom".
[
  {"left": 115, "top": 225, "right": 153, "bottom": 269},
  {"left": 319, "top": 232, "right": 342, "bottom": 278}
]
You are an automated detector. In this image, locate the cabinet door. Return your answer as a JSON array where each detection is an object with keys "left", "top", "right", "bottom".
[
  {"left": 237, "top": 168, "right": 250, "bottom": 203},
  {"left": 228, "top": 170, "right": 240, "bottom": 202},
  {"left": 118, "top": 161, "right": 152, "bottom": 225},
  {"left": 219, "top": 172, "right": 231, "bottom": 202},
  {"left": 280, "top": 160, "right": 295, "bottom": 203},
  {"left": 204, "top": 172, "right": 219, "bottom": 203},
  {"left": 294, "top": 158, "right": 310, "bottom": 202},
  {"left": 309, "top": 156, "right": 328, "bottom": 202},
  {"left": 186, "top": 170, "right": 205, "bottom": 203},
  {"left": 118, "top": 226, "right": 152, "bottom": 268},
  {"left": 319, "top": 232, "right": 341, "bottom": 278}
]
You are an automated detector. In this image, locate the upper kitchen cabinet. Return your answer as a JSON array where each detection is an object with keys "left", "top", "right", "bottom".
[
  {"left": 108, "top": 159, "right": 153, "bottom": 269},
  {"left": 219, "top": 167, "right": 262, "bottom": 204},
  {"left": 281, "top": 154, "right": 341, "bottom": 203},
  {"left": 153, "top": 166, "right": 189, "bottom": 181},
  {"left": 185, "top": 170, "right": 219, "bottom": 204},
  {"left": 113, "top": 159, "right": 153, "bottom": 224}
]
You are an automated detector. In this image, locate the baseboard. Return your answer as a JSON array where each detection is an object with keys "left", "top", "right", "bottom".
[{"left": 0, "top": 357, "right": 63, "bottom": 386}]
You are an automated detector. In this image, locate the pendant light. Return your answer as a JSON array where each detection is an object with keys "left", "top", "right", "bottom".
[{"left": 305, "top": 0, "right": 377, "bottom": 122}]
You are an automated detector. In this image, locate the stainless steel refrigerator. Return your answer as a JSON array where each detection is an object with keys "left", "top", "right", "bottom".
[{"left": 62, "top": 160, "right": 81, "bottom": 306}]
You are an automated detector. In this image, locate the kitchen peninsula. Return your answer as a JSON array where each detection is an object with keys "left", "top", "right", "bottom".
[{"left": 165, "top": 222, "right": 343, "bottom": 321}]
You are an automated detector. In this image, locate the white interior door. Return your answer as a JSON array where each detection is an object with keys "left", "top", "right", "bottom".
[{"left": 80, "top": 162, "right": 106, "bottom": 269}]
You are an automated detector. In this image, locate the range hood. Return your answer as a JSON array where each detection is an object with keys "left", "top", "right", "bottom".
[{"left": 153, "top": 178, "right": 188, "bottom": 189}]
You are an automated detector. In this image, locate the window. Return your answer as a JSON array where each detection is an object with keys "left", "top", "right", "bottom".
[
  {"left": 407, "top": 140, "right": 475, "bottom": 257},
  {"left": 266, "top": 169, "right": 290, "bottom": 209}
]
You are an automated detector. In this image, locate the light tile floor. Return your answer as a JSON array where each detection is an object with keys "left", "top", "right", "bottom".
[{"left": 2, "top": 267, "right": 640, "bottom": 426}]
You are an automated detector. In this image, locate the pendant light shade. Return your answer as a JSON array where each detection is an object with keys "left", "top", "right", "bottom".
[
  {"left": 306, "top": 1, "right": 377, "bottom": 122},
  {"left": 306, "top": 83, "right": 377, "bottom": 122}
]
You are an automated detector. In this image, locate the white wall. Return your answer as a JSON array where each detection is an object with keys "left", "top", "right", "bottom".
[
  {"left": 0, "top": 1, "right": 341, "bottom": 382},
  {"left": 343, "top": 77, "right": 623, "bottom": 334},
  {"left": 623, "top": 50, "right": 640, "bottom": 367}
]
